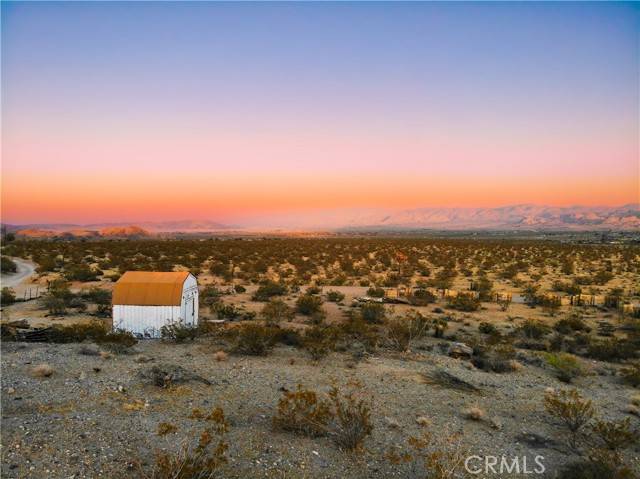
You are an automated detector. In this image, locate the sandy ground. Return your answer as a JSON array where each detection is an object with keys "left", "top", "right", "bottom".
[{"left": 1, "top": 258, "right": 37, "bottom": 290}]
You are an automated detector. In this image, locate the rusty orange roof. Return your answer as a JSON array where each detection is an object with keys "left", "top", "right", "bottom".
[{"left": 112, "top": 271, "right": 191, "bottom": 306}]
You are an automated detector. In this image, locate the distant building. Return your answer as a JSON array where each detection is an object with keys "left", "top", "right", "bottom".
[{"left": 112, "top": 271, "right": 198, "bottom": 338}]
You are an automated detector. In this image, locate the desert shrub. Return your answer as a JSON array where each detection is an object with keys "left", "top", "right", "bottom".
[
  {"left": 591, "top": 417, "right": 638, "bottom": 451},
  {"left": 545, "top": 352, "right": 583, "bottom": 383},
  {"left": 232, "top": 323, "right": 278, "bottom": 356},
  {"left": 472, "top": 344, "right": 517, "bottom": 373},
  {"left": 261, "top": 299, "right": 294, "bottom": 325},
  {"left": 273, "top": 384, "right": 373, "bottom": 451},
  {"left": 233, "top": 284, "right": 246, "bottom": 293},
  {"left": 302, "top": 325, "right": 337, "bottom": 360},
  {"left": 274, "top": 328, "right": 302, "bottom": 347},
  {"left": 385, "top": 312, "right": 430, "bottom": 352},
  {"left": 620, "top": 363, "right": 640, "bottom": 387},
  {"left": 587, "top": 338, "right": 637, "bottom": 362},
  {"left": 554, "top": 315, "right": 590, "bottom": 334},
  {"left": 447, "top": 295, "right": 480, "bottom": 312},
  {"left": 306, "top": 285, "right": 322, "bottom": 295},
  {"left": 360, "top": 302, "right": 386, "bottom": 324},
  {"left": 295, "top": 294, "right": 324, "bottom": 316},
  {"left": 431, "top": 316, "right": 448, "bottom": 338},
  {"left": 48, "top": 321, "right": 109, "bottom": 343},
  {"left": 470, "top": 276, "right": 493, "bottom": 301},
  {"left": 42, "top": 295, "right": 68, "bottom": 315},
  {"left": 517, "top": 319, "right": 550, "bottom": 340},
  {"left": 541, "top": 295, "right": 562, "bottom": 316},
  {"left": 1, "top": 256, "right": 17, "bottom": 273},
  {"left": 1, "top": 287, "right": 16, "bottom": 305},
  {"left": 144, "top": 409, "right": 228, "bottom": 479},
  {"left": 327, "top": 385, "right": 373, "bottom": 451},
  {"left": 366, "top": 287, "right": 385, "bottom": 298},
  {"left": 213, "top": 303, "right": 241, "bottom": 320},
  {"left": 339, "top": 316, "right": 381, "bottom": 351},
  {"left": 326, "top": 290, "right": 345, "bottom": 303},
  {"left": 544, "top": 388, "right": 595, "bottom": 449},
  {"left": 81, "top": 287, "right": 112, "bottom": 316},
  {"left": 157, "top": 422, "right": 178, "bottom": 436},
  {"left": 252, "top": 281, "right": 287, "bottom": 301},
  {"left": 497, "top": 296, "right": 512, "bottom": 311},
  {"left": 408, "top": 288, "right": 436, "bottom": 306},
  {"left": 99, "top": 330, "right": 138, "bottom": 353},
  {"left": 64, "top": 263, "right": 101, "bottom": 282},
  {"left": 478, "top": 322, "right": 498, "bottom": 335},
  {"left": 273, "top": 386, "right": 333, "bottom": 437},
  {"left": 558, "top": 455, "right": 637, "bottom": 479},
  {"left": 161, "top": 323, "right": 198, "bottom": 343},
  {"left": 387, "top": 429, "right": 468, "bottom": 479}
]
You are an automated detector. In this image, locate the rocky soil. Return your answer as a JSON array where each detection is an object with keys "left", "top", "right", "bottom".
[{"left": 2, "top": 336, "right": 639, "bottom": 479}]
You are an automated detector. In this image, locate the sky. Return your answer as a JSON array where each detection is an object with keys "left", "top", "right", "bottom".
[{"left": 2, "top": 2, "right": 639, "bottom": 225}]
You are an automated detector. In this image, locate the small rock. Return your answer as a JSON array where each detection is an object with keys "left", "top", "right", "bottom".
[
  {"left": 489, "top": 416, "right": 503, "bottom": 430},
  {"left": 7, "top": 387, "right": 15, "bottom": 394},
  {"left": 448, "top": 342, "right": 473, "bottom": 359}
]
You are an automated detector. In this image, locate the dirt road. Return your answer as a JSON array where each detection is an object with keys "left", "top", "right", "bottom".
[{"left": 1, "top": 258, "right": 36, "bottom": 288}]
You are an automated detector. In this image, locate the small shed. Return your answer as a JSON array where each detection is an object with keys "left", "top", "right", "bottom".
[{"left": 112, "top": 271, "right": 198, "bottom": 338}]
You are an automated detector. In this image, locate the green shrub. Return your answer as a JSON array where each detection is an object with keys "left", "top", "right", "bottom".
[
  {"left": 360, "top": 303, "right": 386, "bottom": 324},
  {"left": 1, "top": 256, "right": 17, "bottom": 273},
  {"left": 232, "top": 323, "right": 278, "bottom": 356},
  {"left": 252, "top": 281, "right": 287, "bottom": 301},
  {"left": 545, "top": 352, "right": 583, "bottom": 383},
  {"left": 408, "top": 288, "right": 436, "bottom": 306},
  {"left": 261, "top": 299, "right": 295, "bottom": 325},
  {"left": 385, "top": 312, "right": 430, "bottom": 352},
  {"left": 544, "top": 389, "right": 595, "bottom": 450},
  {"left": 478, "top": 322, "right": 498, "bottom": 335},
  {"left": 295, "top": 294, "right": 324, "bottom": 316},
  {"left": 1, "top": 287, "right": 16, "bottom": 305},
  {"left": 447, "top": 295, "right": 480, "bottom": 312},
  {"left": 554, "top": 315, "right": 590, "bottom": 334},
  {"left": 620, "top": 363, "right": 640, "bottom": 387},
  {"left": 591, "top": 417, "right": 638, "bottom": 451},
  {"left": 517, "top": 319, "right": 550, "bottom": 340},
  {"left": 587, "top": 338, "right": 637, "bottom": 362},
  {"left": 161, "top": 323, "right": 199, "bottom": 343},
  {"left": 64, "top": 263, "right": 101, "bottom": 282},
  {"left": 326, "top": 290, "right": 345, "bottom": 303},
  {"left": 366, "top": 287, "right": 385, "bottom": 298},
  {"left": 302, "top": 325, "right": 337, "bottom": 360},
  {"left": 471, "top": 344, "right": 517, "bottom": 373}
]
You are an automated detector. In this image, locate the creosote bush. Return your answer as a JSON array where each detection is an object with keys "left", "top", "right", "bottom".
[
  {"left": 260, "top": 299, "right": 294, "bottom": 325},
  {"left": 231, "top": 323, "right": 278, "bottom": 356},
  {"left": 160, "top": 323, "right": 198, "bottom": 343},
  {"left": 545, "top": 352, "right": 584, "bottom": 383},
  {"left": 544, "top": 388, "right": 595, "bottom": 450},
  {"left": 143, "top": 408, "right": 228, "bottom": 479},
  {"left": 620, "top": 363, "right": 640, "bottom": 387},
  {"left": 273, "top": 383, "right": 373, "bottom": 451}
]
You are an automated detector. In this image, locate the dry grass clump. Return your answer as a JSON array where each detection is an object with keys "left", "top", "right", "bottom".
[
  {"left": 620, "top": 362, "right": 640, "bottom": 387},
  {"left": 273, "top": 383, "right": 373, "bottom": 451},
  {"left": 142, "top": 409, "right": 228, "bottom": 479},
  {"left": 387, "top": 428, "right": 468, "bottom": 479},
  {"left": 99, "top": 351, "right": 112, "bottom": 360},
  {"left": 213, "top": 350, "right": 228, "bottom": 362},
  {"left": 157, "top": 422, "right": 178, "bottom": 436},
  {"left": 31, "top": 363, "right": 54, "bottom": 378},
  {"left": 462, "top": 406, "right": 485, "bottom": 421}
]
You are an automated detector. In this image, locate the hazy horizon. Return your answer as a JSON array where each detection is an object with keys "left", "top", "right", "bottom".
[{"left": 2, "top": 2, "right": 639, "bottom": 225}]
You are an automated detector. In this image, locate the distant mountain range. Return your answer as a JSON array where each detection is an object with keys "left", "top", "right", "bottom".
[
  {"left": 338, "top": 204, "right": 640, "bottom": 231},
  {"left": 3, "top": 220, "right": 234, "bottom": 238},
  {"left": 3, "top": 205, "right": 639, "bottom": 237}
]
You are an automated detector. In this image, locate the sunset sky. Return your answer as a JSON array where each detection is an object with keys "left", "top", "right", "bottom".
[{"left": 2, "top": 2, "right": 638, "bottom": 225}]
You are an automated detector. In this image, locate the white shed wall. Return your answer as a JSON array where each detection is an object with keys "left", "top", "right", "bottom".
[
  {"left": 113, "top": 305, "right": 181, "bottom": 338},
  {"left": 112, "top": 274, "right": 199, "bottom": 339}
]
